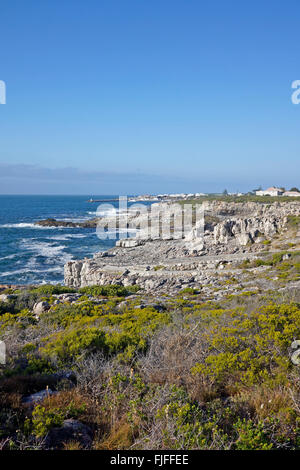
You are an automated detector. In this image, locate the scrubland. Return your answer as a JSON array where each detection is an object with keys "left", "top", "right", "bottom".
[{"left": 1, "top": 251, "right": 300, "bottom": 450}]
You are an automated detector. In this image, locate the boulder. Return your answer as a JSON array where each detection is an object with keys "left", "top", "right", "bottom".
[
  {"left": 44, "top": 419, "right": 93, "bottom": 449},
  {"left": 0, "top": 294, "right": 14, "bottom": 303},
  {"left": 22, "top": 388, "right": 54, "bottom": 405},
  {"left": 33, "top": 301, "right": 50, "bottom": 316},
  {"left": 116, "top": 239, "right": 143, "bottom": 248},
  {"left": 236, "top": 233, "right": 252, "bottom": 246}
]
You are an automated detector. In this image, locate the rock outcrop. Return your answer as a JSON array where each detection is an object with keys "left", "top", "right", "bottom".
[
  {"left": 64, "top": 201, "right": 300, "bottom": 292},
  {"left": 213, "top": 216, "right": 280, "bottom": 246},
  {"left": 44, "top": 419, "right": 93, "bottom": 450},
  {"left": 33, "top": 301, "right": 50, "bottom": 316},
  {"left": 35, "top": 218, "right": 99, "bottom": 228}
]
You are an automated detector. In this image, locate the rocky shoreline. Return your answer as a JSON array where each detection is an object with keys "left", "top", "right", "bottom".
[{"left": 64, "top": 200, "right": 300, "bottom": 295}]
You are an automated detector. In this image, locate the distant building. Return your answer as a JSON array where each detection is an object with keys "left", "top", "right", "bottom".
[
  {"left": 256, "top": 187, "right": 284, "bottom": 196},
  {"left": 282, "top": 191, "right": 300, "bottom": 197}
]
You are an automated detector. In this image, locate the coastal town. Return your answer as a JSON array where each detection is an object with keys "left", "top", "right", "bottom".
[{"left": 127, "top": 187, "right": 300, "bottom": 202}]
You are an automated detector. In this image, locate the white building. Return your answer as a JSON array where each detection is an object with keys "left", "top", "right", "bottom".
[
  {"left": 282, "top": 191, "right": 300, "bottom": 197},
  {"left": 256, "top": 187, "right": 284, "bottom": 196}
]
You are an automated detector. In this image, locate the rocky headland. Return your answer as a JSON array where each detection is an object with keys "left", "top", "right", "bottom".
[{"left": 64, "top": 200, "right": 300, "bottom": 297}]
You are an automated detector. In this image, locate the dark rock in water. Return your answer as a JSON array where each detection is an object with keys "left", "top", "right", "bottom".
[
  {"left": 35, "top": 218, "right": 99, "bottom": 228},
  {"left": 44, "top": 419, "right": 93, "bottom": 449}
]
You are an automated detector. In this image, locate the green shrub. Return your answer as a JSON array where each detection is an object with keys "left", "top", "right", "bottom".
[
  {"left": 287, "top": 215, "right": 300, "bottom": 228},
  {"left": 32, "top": 400, "right": 86, "bottom": 437},
  {"left": 41, "top": 328, "right": 107, "bottom": 362},
  {"left": 153, "top": 265, "right": 165, "bottom": 271},
  {"left": 30, "top": 284, "right": 77, "bottom": 295},
  {"left": 79, "top": 284, "right": 140, "bottom": 297},
  {"left": 39, "top": 306, "right": 170, "bottom": 364},
  {"left": 32, "top": 405, "right": 65, "bottom": 437},
  {"left": 191, "top": 302, "right": 300, "bottom": 388},
  {"left": 234, "top": 419, "right": 273, "bottom": 450},
  {"left": 180, "top": 287, "right": 199, "bottom": 295}
]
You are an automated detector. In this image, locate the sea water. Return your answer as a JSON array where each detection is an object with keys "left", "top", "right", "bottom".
[{"left": 0, "top": 195, "right": 142, "bottom": 285}]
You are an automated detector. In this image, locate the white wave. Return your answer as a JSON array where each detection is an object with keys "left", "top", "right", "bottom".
[
  {"left": 0, "top": 223, "right": 57, "bottom": 229},
  {"left": 48, "top": 233, "right": 87, "bottom": 241},
  {"left": 87, "top": 210, "right": 114, "bottom": 216},
  {"left": 0, "top": 266, "right": 64, "bottom": 277},
  {"left": 89, "top": 208, "right": 145, "bottom": 217},
  {"left": 19, "top": 240, "right": 73, "bottom": 263},
  {"left": 90, "top": 209, "right": 128, "bottom": 217},
  {"left": 0, "top": 254, "right": 17, "bottom": 261},
  {"left": 21, "top": 240, "right": 64, "bottom": 256}
]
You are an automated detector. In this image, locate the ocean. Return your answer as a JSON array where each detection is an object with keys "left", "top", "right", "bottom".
[{"left": 0, "top": 195, "right": 143, "bottom": 285}]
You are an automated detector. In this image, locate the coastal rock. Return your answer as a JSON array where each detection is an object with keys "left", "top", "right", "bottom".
[
  {"left": 64, "top": 201, "right": 300, "bottom": 292},
  {"left": 212, "top": 216, "right": 281, "bottom": 246},
  {"left": 44, "top": 419, "right": 93, "bottom": 450},
  {"left": 33, "top": 301, "right": 50, "bottom": 316},
  {"left": 35, "top": 218, "right": 99, "bottom": 228},
  {"left": 22, "top": 388, "right": 55, "bottom": 405},
  {"left": 116, "top": 239, "right": 144, "bottom": 248},
  {"left": 0, "top": 294, "right": 15, "bottom": 303},
  {"left": 53, "top": 293, "right": 82, "bottom": 302}
]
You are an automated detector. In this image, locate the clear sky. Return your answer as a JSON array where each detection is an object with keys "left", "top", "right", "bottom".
[{"left": 0, "top": 0, "right": 299, "bottom": 194}]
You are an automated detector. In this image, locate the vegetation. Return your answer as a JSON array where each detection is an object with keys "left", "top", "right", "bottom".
[
  {"left": 179, "top": 194, "right": 300, "bottom": 205},
  {"left": 287, "top": 215, "right": 300, "bottom": 229},
  {"left": 1, "top": 281, "right": 300, "bottom": 450},
  {"left": 78, "top": 284, "right": 140, "bottom": 297}
]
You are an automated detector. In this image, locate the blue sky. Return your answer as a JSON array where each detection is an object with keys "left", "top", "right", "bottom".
[{"left": 0, "top": 0, "right": 299, "bottom": 194}]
